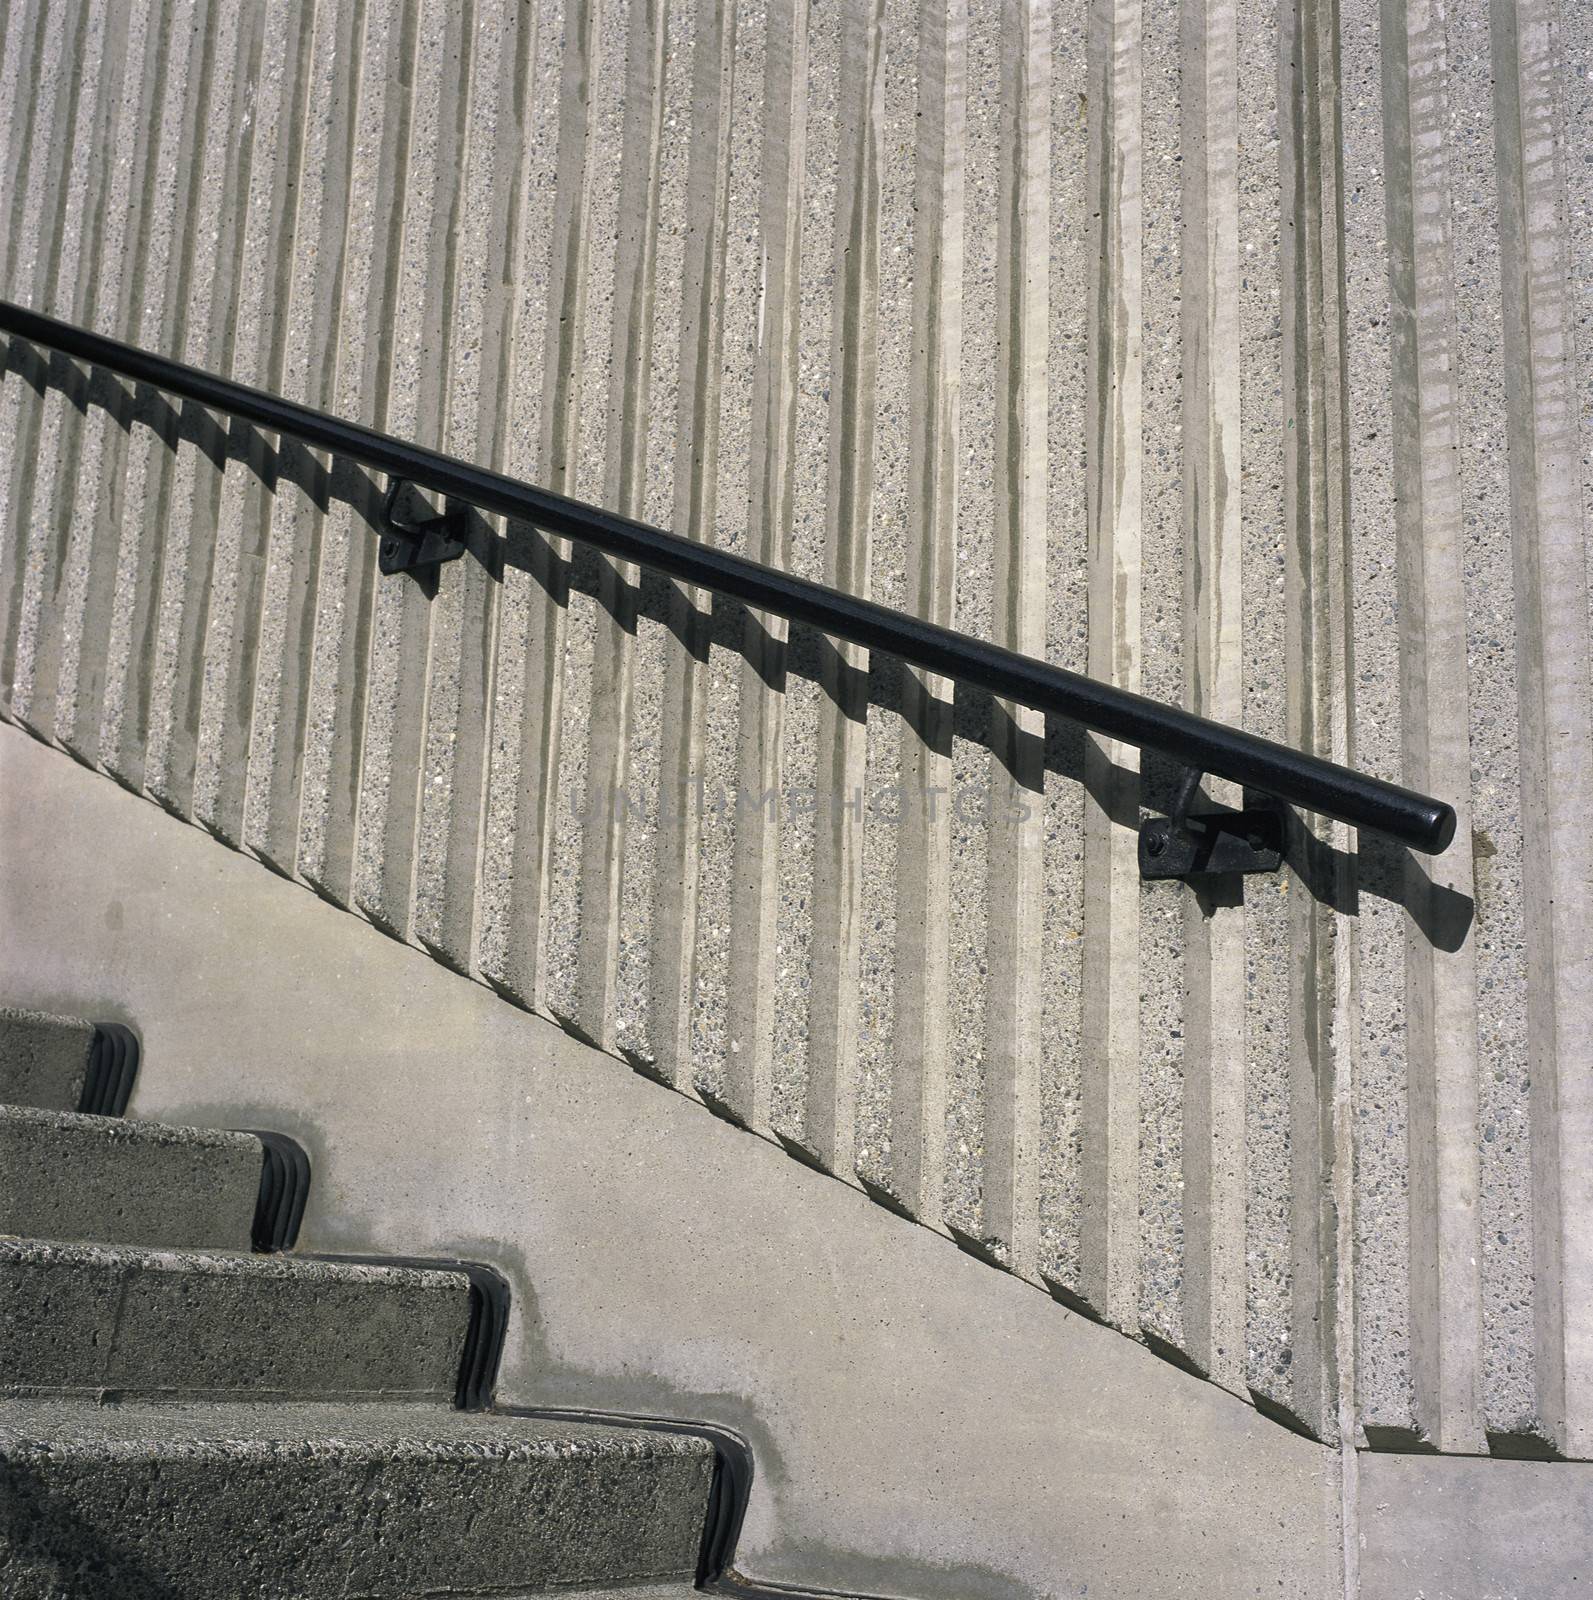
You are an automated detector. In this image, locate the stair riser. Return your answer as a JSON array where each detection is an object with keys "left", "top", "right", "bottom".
[
  {"left": 1, "top": 1446, "right": 712, "bottom": 1598},
  {"left": 0, "top": 1110, "right": 261, "bottom": 1250},
  {"left": 1, "top": 1252, "right": 469, "bottom": 1401},
  {"left": 0, "top": 1009, "right": 94, "bottom": 1113}
]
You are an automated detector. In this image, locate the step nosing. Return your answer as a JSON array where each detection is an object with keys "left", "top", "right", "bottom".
[
  {"left": 0, "top": 1238, "right": 474, "bottom": 1288},
  {"left": 0, "top": 1102, "right": 263, "bottom": 1150}
]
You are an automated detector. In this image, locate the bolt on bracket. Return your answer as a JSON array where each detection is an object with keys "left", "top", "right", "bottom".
[
  {"left": 378, "top": 476, "right": 468, "bottom": 582},
  {"left": 1139, "top": 765, "right": 1285, "bottom": 880}
]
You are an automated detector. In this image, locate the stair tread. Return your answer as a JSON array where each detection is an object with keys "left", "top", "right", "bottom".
[
  {"left": 0, "top": 1102, "right": 259, "bottom": 1150},
  {"left": 0, "top": 1396, "right": 717, "bottom": 1463},
  {"left": 0, "top": 1108, "right": 266, "bottom": 1250},
  {"left": 1, "top": 1240, "right": 474, "bottom": 1402},
  {"left": 0, "top": 1237, "right": 465, "bottom": 1290},
  {"left": 2, "top": 1399, "right": 715, "bottom": 1595}
]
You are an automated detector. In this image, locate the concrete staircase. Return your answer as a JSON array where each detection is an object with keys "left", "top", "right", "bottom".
[
  {"left": 0, "top": 1008, "right": 714, "bottom": 1597},
  {"left": 0, "top": 0, "right": 1588, "bottom": 1475}
]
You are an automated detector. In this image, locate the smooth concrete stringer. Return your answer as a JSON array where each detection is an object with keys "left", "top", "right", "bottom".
[
  {"left": 0, "top": 724, "right": 1342, "bottom": 1600},
  {"left": 1358, "top": 1452, "right": 1593, "bottom": 1600}
]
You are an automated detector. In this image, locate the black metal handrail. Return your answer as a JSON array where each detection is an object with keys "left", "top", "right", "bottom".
[{"left": 0, "top": 298, "right": 1456, "bottom": 857}]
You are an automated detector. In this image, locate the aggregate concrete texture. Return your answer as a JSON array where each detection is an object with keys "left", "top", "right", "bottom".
[
  {"left": 0, "top": 1236, "right": 470, "bottom": 1402},
  {"left": 0, "top": 725, "right": 1341, "bottom": 1599},
  {"left": 0, "top": 1104, "right": 262, "bottom": 1249},
  {"left": 0, "top": 1008, "right": 95, "bottom": 1112},
  {"left": 0, "top": 1398, "right": 714, "bottom": 1599}
]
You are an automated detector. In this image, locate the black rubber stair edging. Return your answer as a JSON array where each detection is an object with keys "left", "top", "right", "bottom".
[
  {"left": 456, "top": 1261, "right": 511, "bottom": 1411},
  {"left": 79, "top": 1024, "right": 138, "bottom": 1115},
  {"left": 245, "top": 1132, "right": 311, "bottom": 1253}
]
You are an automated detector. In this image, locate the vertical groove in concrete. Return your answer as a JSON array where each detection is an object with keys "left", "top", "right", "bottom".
[
  {"left": 1274, "top": 0, "right": 1351, "bottom": 1443},
  {"left": 20, "top": 0, "right": 138, "bottom": 744},
  {"left": 1556, "top": 0, "right": 1593, "bottom": 1462},
  {"left": 543, "top": 0, "right": 624, "bottom": 1028},
  {"left": 1276, "top": 0, "right": 1320, "bottom": 1435},
  {"left": 1078, "top": 0, "right": 1143, "bottom": 1329},
  {"left": 1339, "top": 0, "right": 1415, "bottom": 1448},
  {"left": 849, "top": 0, "right": 918, "bottom": 1199},
  {"left": 142, "top": 0, "right": 256, "bottom": 816},
  {"left": 0, "top": 0, "right": 88, "bottom": 719},
  {"left": 979, "top": 0, "right": 1049, "bottom": 1279},
  {"left": 477, "top": 0, "right": 562, "bottom": 1007},
  {"left": 1449, "top": 0, "right": 1532, "bottom": 1449},
  {"left": 1038, "top": 0, "right": 1089, "bottom": 1292},
  {"left": 1381, "top": 0, "right": 1485, "bottom": 1456},
  {"left": 99, "top": 0, "right": 212, "bottom": 800},
  {"left": 1135, "top": 0, "right": 1185, "bottom": 1348},
  {"left": 687, "top": 0, "right": 765, "bottom": 1106},
  {"left": 1312, "top": 0, "right": 1359, "bottom": 1457},
  {"left": 768, "top": 0, "right": 840, "bottom": 1152},
  {"left": 572, "top": 0, "right": 667, "bottom": 1049},
  {"left": 244, "top": 0, "right": 365, "bottom": 879},
  {"left": 1178, "top": 0, "right": 1246, "bottom": 1393},
  {"left": 478, "top": 0, "right": 586, "bottom": 1006},
  {"left": 298, "top": 0, "right": 418, "bottom": 903},
  {"left": 1236, "top": 0, "right": 1291, "bottom": 1415},
  {"left": 192, "top": 0, "right": 313, "bottom": 843},
  {"left": 98, "top": 0, "right": 209, "bottom": 796},
  {"left": 0, "top": 0, "right": 42, "bottom": 556},
  {"left": 9, "top": 0, "right": 133, "bottom": 748},
  {"left": 7, "top": 0, "right": 114, "bottom": 730},
  {"left": 943, "top": 0, "right": 999, "bottom": 1251},
  {"left": 877, "top": 0, "right": 963, "bottom": 1227},
  {"left": 795, "top": 0, "right": 886, "bottom": 1176},
  {"left": 610, "top": 0, "right": 684, "bottom": 1068},
  {"left": 353, "top": 0, "right": 471, "bottom": 941},
  {"left": 58, "top": 0, "right": 173, "bottom": 771},
  {"left": 1492, "top": 0, "right": 1593, "bottom": 1462},
  {"left": 718, "top": 0, "right": 807, "bottom": 1134},
  {"left": 637, "top": 0, "right": 734, "bottom": 1088},
  {"left": 0, "top": 0, "right": 45, "bottom": 300},
  {"left": 413, "top": 0, "right": 529, "bottom": 976}
]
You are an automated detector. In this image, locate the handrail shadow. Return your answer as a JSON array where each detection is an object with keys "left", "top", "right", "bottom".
[{"left": 4, "top": 341, "right": 1473, "bottom": 951}]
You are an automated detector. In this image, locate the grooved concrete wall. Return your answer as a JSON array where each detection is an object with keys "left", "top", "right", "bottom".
[{"left": 0, "top": 0, "right": 1588, "bottom": 1461}]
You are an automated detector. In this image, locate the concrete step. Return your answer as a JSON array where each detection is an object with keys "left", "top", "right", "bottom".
[
  {"left": 0, "top": 1240, "right": 471, "bottom": 1402},
  {"left": 0, "top": 1008, "right": 136, "bottom": 1115},
  {"left": 0, "top": 1105, "right": 298, "bottom": 1251},
  {"left": 0, "top": 1397, "right": 714, "bottom": 1599}
]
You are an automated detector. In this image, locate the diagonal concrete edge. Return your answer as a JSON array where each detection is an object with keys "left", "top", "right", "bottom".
[{"left": 0, "top": 723, "right": 1342, "bottom": 1600}]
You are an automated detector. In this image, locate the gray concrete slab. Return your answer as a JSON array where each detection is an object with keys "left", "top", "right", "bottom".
[
  {"left": 0, "top": 1397, "right": 713, "bottom": 1598},
  {"left": 0, "top": 724, "right": 1342, "bottom": 1600},
  {"left": 1358, "top": 1450, "right": 1593, "bottom": 1600}
]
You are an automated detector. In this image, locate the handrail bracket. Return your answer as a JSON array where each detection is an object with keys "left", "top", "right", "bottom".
[
  {"left": 378, "top": 477, "right": 468, "bottom": 584},
  {"left": 1139, "top": 767, "right": 1285, "bottom": 880}
]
